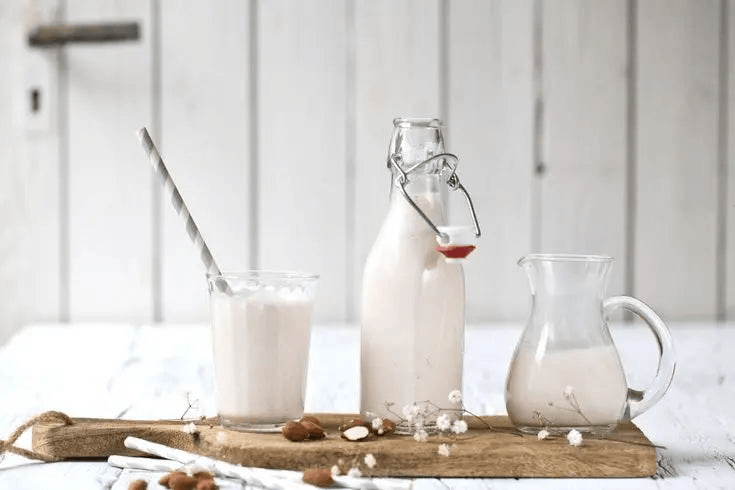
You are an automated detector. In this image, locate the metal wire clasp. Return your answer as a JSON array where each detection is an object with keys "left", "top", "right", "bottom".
[{"left": 388, "top": 153, "right": 481, "bottom": 242}]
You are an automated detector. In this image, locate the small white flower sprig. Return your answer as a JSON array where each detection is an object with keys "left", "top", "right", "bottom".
[
  {"left": 378, "top": 390, "right": 523, "bottom": 457},
  {"left": 532, "top": 386, "right": 664, "bottom": 449},
  {"left": 532, "top": 385, "right": 588, "bottom": 447}
]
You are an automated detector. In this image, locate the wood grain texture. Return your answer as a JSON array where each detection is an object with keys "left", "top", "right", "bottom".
[
  {"left": 352, "top": 0, "right": 441, "bottom": 318},
  {"left": 448, "top": 0, "right": 534, "bottom": 321},
  {"left": 635, "top": 1, "right": 720, "bottom": 319},
  {"left": 160, "top": 0, "right": 251, "bottom": 322},
  {"left": 32, "top": 415, "right": 657, "bottom": 478},
  {"left": 0, "top": 1, "right": 61, "bottom": 342},
  {"left": 539, "top": 0, "right": 628, "bottom": 295},
  {"left": 257, "top": 0, "right": 347, "bottom": 322},
  {"left": 66, "top": 0, "right": 153, "bottom": 321}
]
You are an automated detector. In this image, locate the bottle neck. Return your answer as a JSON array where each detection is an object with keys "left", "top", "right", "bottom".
[{"left": 388, "top": 173, "right": 448, "bottom": 234}]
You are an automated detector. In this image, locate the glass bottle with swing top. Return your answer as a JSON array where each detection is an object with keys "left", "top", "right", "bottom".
[{"left": 360, "top": 118, "right": 480, "bottom": 428}]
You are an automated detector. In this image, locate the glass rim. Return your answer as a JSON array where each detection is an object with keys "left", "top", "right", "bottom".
[
  {"left": 206, "top": 270, "right": 320, "bottom": 281},
  {"left": 518, "top": 253, "right": 614, "bottom": 265},
  {"left": 393, "top": 117, "right": 442, "bottom": 128}
]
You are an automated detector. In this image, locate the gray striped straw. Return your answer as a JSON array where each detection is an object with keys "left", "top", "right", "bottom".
[{"left": 137, "top": 127, "right": 231, "bottom": 293}]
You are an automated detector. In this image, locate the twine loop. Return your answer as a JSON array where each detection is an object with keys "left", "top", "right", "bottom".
[{"left": 0, "top": 411, "right": 73, "bottom": 463}]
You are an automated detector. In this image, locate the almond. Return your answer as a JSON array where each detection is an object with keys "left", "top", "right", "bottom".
[
  {"left": 303, "top": 468, "right": 334, "bottom": 487},
  {"left": 282, "top": 420, "right": 310, "bottom": 442},
  {"left": 159, "top": 472, "right": 186, "bottom": 487},
  {"left": 195, "top": 480, "right": 218, "bottom": 490},
  {"left": 192, "top": 472, "right": 214, "bottom": 481},
  {"left": 129, "top": 480, "right": 147, "bottom": 490},
  {"left": 299, "top": 415, "right": 323, "bottom": 427},
  {"left": 338, "top": 418, "right": 369, "bottom": 432},
  {"left": 167, "top": 473, "right": 198, "bottom": 490},
  {"left": 375, "top": 418, "right": 396, "bottom": 435},
  {"left": 301, "top": 420, "right": 326, "bottom": 439},
  {"left": 341, "top": 424, "right": 370, "bottom": 441}
]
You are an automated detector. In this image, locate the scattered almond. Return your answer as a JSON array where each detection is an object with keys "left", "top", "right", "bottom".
[
  {"left": 159, "top": 472, "right": 185, "bottom": 486},
  {"left": 301, "top": 420, "right": 326, "bottom": 439},
  {"left": 282, "top": 420, "right": 310, "bottom": 442},
  {"left": 166, "top": 472, "right": 198, "bottom": 490},
  {"left": 299, "top": 415, "right": 323, "bottom": 426},
  {"left": 129, "top": 480, "right": 147, "bottom": 490},
  {"left": 338, "top": 419, "right": 369, "bottom": 432},
  {"left": 195, "top": 480, "right": 218, "bottom": 490},
  {"left": 303, "top": 468, "right": 334, "bottom": 487},
  {"left": 341, "top": 424, "right": 370, "bottom": 441},
  {"left": 382, "top": 419, "right": 396, "bottom": 434}
]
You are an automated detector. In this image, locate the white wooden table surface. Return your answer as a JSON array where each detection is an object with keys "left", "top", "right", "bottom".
[{"left": 0, "top": 323, "right": 733, "bottom": 489}]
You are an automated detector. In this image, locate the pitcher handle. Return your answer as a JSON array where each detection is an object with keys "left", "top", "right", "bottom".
[{"left": 603, "top": 296, "right": 676, "bottom": 420}]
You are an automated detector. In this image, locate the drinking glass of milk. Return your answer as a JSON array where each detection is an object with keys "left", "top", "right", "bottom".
[
  {"left": 361, "top": 118, "right": 480, "bottom": 427},
  {"left": 207, "top": 271, "right": 319, "bottom": 432},
  {"left": 505, "top": 254, "right": 675, "bottom": 434}
]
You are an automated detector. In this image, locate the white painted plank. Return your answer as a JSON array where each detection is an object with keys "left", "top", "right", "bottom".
[
  {"left": 353, "top": 0, "right": 441, "bottom": 320},
  {"left": 258, "top": 0, "right": 347, "bottom": 322},
  {"left": 0, "top": 1, "right": 60, "bottom": 343},
  {"left": 66, "top": 0, "right": 153, "bottom": 321},
  {"left": 160, "top": 0, "right": 251, "bottom": 322},
  {"left": 728, "top": 1, "right": 735, "bottom": 321},
  {"left": 539, "top": 0, "right": 628, "bottom": 295},
  {"left": 636, "top": 1, "right": 720, "bottom": 319},
  {"left": 448, "top": 0, "right": 534, "bottom": 321}
]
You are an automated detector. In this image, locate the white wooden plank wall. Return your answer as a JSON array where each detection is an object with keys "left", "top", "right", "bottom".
[
  {"left": 66, "top": 0, "right": 153, "bottom": 321},
  {"left": 448, "top": 0, "right": 533, "bottom": 321},
  {"left": 635, "top": 0, "right": 720, "bottom": 319},
  {"left": 539, "top": 0, "right": 628, "bottom": 296},
  {"left": 0, "top": 0, "right": 733, "bottom": 340},
  {"left": 160, "top": 0, "right": 251, "bottom": 322},
  {"left": 257, "top": 0, "right": 347, "bottom": 323},
  {"left": 352, "top": 0, "right": 441, "bottom": 319}
]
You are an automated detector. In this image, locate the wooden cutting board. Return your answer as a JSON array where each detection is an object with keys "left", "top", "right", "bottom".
[{"left": 32, "top": 414, "right": 657, "bottom": 478}]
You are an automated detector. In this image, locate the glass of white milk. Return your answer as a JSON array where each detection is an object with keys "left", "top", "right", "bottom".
[{"left": 207, "top": 271, "right": 319, "bottom": 432}]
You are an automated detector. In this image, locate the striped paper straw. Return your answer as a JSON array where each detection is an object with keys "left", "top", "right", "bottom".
[{"left": 137, "top": 127, "right": 230, "bottom": 293}]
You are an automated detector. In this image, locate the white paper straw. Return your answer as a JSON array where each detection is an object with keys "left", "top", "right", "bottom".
[
  {"left": 108, "top": 455, "right": 181, "bottom": 473},
  {"left": 137, "top": 127, "right": 230, "bottom": 293},
  {"left": 122, "top": 436, "right": 411, "bottom": 490}
]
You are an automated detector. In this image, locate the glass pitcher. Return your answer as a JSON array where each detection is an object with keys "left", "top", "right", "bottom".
[
  {"left": 360, "top": 118, "right": 480, "bottom": 424},
  {"left": 505, "top": 254, "right": 675, "bottom": 434}
]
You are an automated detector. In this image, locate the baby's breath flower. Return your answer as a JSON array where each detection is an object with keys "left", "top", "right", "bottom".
[
  {"left": 537, "top": 429, "right": 550, "bottom": 440},
  {"left": 364, "top": 453, "right": 377, "bottom": 468},
  {"left": 451, "top": 419, "right": 468, "bottom": 434},
  {"left": 448, "top": 390, "right": 463, "bottom": 404},
  {"left": 371, "top": 417, "right": 383, "bottom": 431},
  {"left": 567, "top": 429, "right": 583, "bottom": 446},
  {"left": 413, "top": 429, "right": 429, "bottom": 442},
  {"left": 347, "top": 467, "right": 362, "bottom": 478},
  {"left": 436, "top": 414, "right": 452, "bottom": 431},
  {"left": 437, "top": 443, "right": 451, "bottom": 457},
  {"left": 181, "top": 422, "right": 198, "bottom": 434},
  {"left": 403, "top": 404, "right": 419, "bottom": 423},
  {"left": 564, "top": 385, "right": 575, "bottom": 397},
  {"left": 330, "top": 465, "right": 341, "bottom": 477}
]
